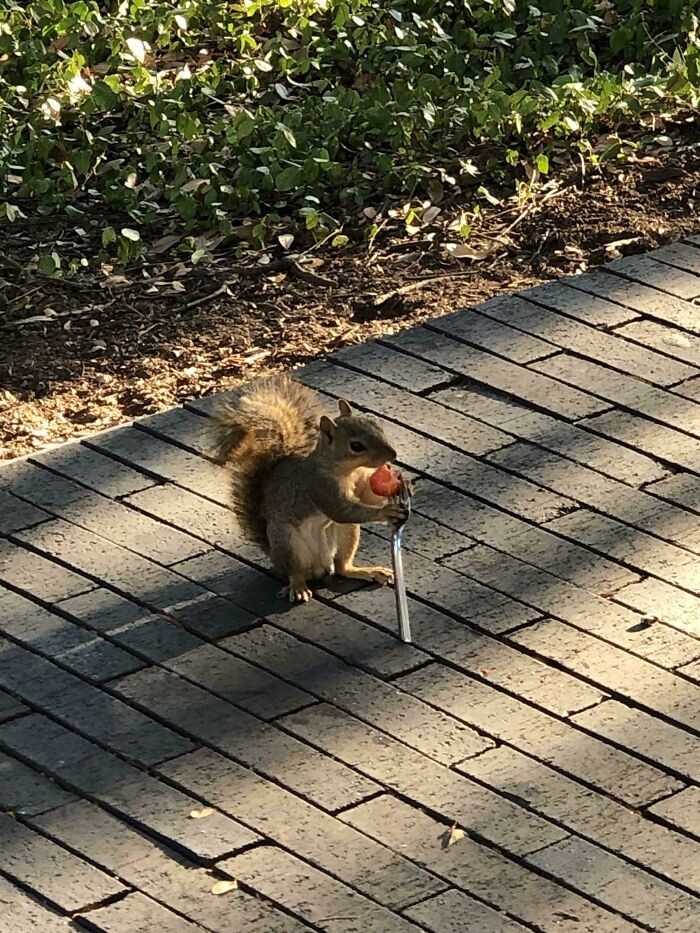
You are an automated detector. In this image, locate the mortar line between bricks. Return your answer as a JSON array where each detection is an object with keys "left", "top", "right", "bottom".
[
  {"left": 462, "top": 302, "right": 699, "bottom": 392},
  {"left": 50, "top": 401, "right": 698, "bottom": 640},
  {"left": 471, "top": 294, "right": 700, "bottom": 390},
  {"left": 0, "top": 583, "right": 409, "bottom": 834},
  {"left": 0, "top": 723, "right": 394, "bottom": 922},
  {"left": 307, "top": 370, "right": 700, "bottom": 565},
  {"left": 603, "top": 264, "right": 700, "bottom": 302},
  {"left": 8, "top": 488, "right": 696, "bottom": 816},
  {"left": 287, "top": 708, "right": 700, "bottom": 914},
  {"left": 226, "top": 639, "right": 700, "bottom": 881},
  {"left": 24, "top": 463, "right": 696, "bottom": 798},
  {"left": 573, "top": 413, "right": 700, "bottom": 479},
  {"left": 12, "top": 803, "right": 263, "bottom": 933},
  {"left": 0, "top": 854, "right": 132, "bottom": 919},
  {"left": 564, "top": 276, "right": 700, "bottom": 339},
  {"left": 6, "top": 466, "right": 700, "bottom": 808},
  {"left": 604, "top": 317, "right": 700, "bottom": 368}
]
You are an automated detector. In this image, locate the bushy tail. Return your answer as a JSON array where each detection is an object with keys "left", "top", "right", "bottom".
[{"left": 211, "top": 375, "right": 323, "bottom": 550}]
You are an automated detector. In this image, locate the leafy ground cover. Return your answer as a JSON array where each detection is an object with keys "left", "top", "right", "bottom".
[{"left": 0, "top": 1, "right": 699, "bottom": 457}]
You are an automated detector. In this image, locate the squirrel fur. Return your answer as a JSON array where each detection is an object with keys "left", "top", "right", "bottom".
[{"left": 212, "top": 374, "right": 407, "bottom": 603}]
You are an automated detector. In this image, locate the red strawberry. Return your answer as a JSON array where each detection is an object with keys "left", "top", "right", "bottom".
[{"left": 369, "top": 463, "right": 402, "bottom": 497}]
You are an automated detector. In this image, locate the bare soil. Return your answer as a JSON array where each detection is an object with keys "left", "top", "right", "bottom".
[{"left": 1, "top": 130, "right": 699, "bottom": 461}]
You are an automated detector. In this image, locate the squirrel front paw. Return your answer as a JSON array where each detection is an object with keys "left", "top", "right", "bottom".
[
  {"left": 279, "top": 581, "right": 314, "bottom": 604},
  {"left": 380, "top": 503, "right": 409, "bottom": 524}
]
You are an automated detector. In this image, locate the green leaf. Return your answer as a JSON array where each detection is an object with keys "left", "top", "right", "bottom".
[
  {"left": 38, "top": 254, "right": 57, "bottom": 275},
  {"left": 275, "top": 166, "right": 303, "bottom": 191},
  {"left": 535, "top": 153, "right": 549, "bottom": 174},
  {"left": 332, "top": 234, "right": 349, "bottom": 247},
  {"left": 102, "top": 226, "right": 117, "bottom": 247}
]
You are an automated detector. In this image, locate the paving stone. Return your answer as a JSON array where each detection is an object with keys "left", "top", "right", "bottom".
[
  {"left": 31, "top": 440, "right": 158, "bottom": 497},
  {"left": 33, "top": 799, "right": 308, "bottom": 932},
  {"left": 224, "top": 624, "right": 492, "bottom": 765},
  {"left": 572, "top": 699, "right": 700, "bottom": 781},
  {"left": 487, "top": 444, "right": 699, "bottom": 553},
  {"left": 605, "top": 252, "right": 700, "bottom": 301},
  {"left": 369, "top": 508, "right": 475, "bottom": 562},
  {"left": 337, "top": 586, "right": 602, "bottom": 716},
  {"left": 0, "top": 751, "right": 78, "bottom": 816},
  {"left": 0, "top": 875, "right": 69, "bottom": 932},
  {"left": 0, "top": 538, "right": 96, "bottom": 604},
  {"left": 0, "top": 811, "right": 125, "bottom": 912},
  {"left": 565, "top": 269, "right": 700, "bottom": 332},
  {"left": 649, "top": 787, "right": 700, "bottom": 838},
  {"left": 613, "top": 318, "right": 700, "bottom": 368},
  {"left": 0, "top": 688, "right": 27, "bottom": 722},
  {"left": 0, "top": 714, "right": 258, "bottom": 862},
  {"left": 113, "top": 665, "right": 379, "bottom": 811},
  {"left": 545, "top": 508, "right": 700, "bottom": 592},
  {"left": 0, "top": 639, "right": 194, "bottom": 766},
  {"left": 167, "top": 642, "right": 312, "bottom": 720},
  {"left": 451, "top": 529, "right": 638, "bottom": 599},
  {"left": 0, "top": 588, "right": 144, "bottom": 683},
  {"left": 647, "top": 472, "right": 700, "bottom": 513},
  {"left": 124, "top": 482, "right": 263, "bottom": 561},
  {"left": 678, "top": 654, "right": 700, "bottom": 685},
  {"left": 434, "top": 528, "right": 700, "bottom": 670},
  {"left": 0, "top": 461, "right": 206, "bottom": 566},
  {"left": 342, "top": 794, "right": 641, "bottom": 933},
  {"left": 158, "top": 748, "right": 444, "bottom": 912},
  {"left": 615, "top": 576, "right": 700, "bottom": 638},
  {"left": 85, "top": 425, "right": 230, "bottom": 506},
  {"left": 279, "top": 703, "right": 568, "bottom": 856},
  {"left": 404, "top": 889, "right": 529, "bottom": 933},
  {"left": 476, "top": 293, "right": 696, "bottom": 385},
  {"left": 76, "top": 892, "right": 203, "bottom": 933},
  {"left": 382, "top": 325, "right": 608, "bottom": 419},
  {"left": 533, "top": 352, "right": 700, "bottom": 438},
  {"left": 300, "top": 362, "right": 573, "bottom": 523},
  {"left": 334, "top": 339, "right": 452, "bottom": 390},
  {"left": 426, "top": 305, "right": 557, "bottom": 363},
  {"left": 512, "top": 619, "right": 700, "bottom": 736},
  {"left": 322, "top": 360, "right": 511, "bottom": 456},
  {"left": 396, "top": 662, "right": 681, "bottom": 807},
  {"left": 223, "top": 845, "right": 421, "bottom": 931},
  {"left": 651, "top": 241, "right": 700, "bottom": 275},
  {"left": 675, "top": 376, "right": 700, "bottom": 402},
  {"left": 580, "top": 407, "right": 700, "bottom": 474},
  {"left": 0, "top": 489, "right": 50, "bottom": 534},
  {"left": 461, "top": 745, "right": 700, "bottom": 892},
  {"left": 260, "top": 598, "right": 428, "bottom": 679},
  {"left": 433, "top": 383, "right": 668, "bottom": 486},
  {"left": 528, "top": 835, "right": 700, "bottom": 932},
  {"left": 520, "top": 280, "right": 640, "bottom": 326},
  {"left": 13, "top": 520, "right": 256, "bottom": 638},
  {"left": 57, "top": 588, "right": 204, "bottom": 663},
  {"left": 135, "top": 407, "right": 218, "bottom": 458}
]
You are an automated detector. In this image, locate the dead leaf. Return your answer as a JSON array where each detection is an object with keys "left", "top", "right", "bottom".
[
  {"left": 422, "top": 205, "right": 441, "bottom": 224},
  {"left": 445, "top": 242, "right": 495, "bottom": 261},
  {"left": 211, "top": 880, "right": 238, "bottom": 896},
  {"left": 189, "top": 807, "right": 214, "bottom": 819},
  {"left": 278, "top": 234, "right": 295, "bottom": 250},
  {"left": 663, "top": 332, "right": 691, "bottom": 348},
  {"left": 442, "top": 823, "right": 465, "bottom": 848}
]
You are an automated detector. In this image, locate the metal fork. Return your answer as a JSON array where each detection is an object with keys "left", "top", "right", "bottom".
[{"left": 391, "top": 478, "right": 412, "bottom": 643}]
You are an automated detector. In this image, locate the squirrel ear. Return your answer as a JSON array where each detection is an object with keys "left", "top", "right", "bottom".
[
  {"left": 319, "top": 415, "right": 336, "bottom": 441},
  {"left": 338, "top": 399, "right": 352, "bottom": 418}
]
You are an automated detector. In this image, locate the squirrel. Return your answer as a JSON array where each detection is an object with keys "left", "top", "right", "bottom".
[{"left": 212, "top": 374, "right": 408, "bottom": 603}]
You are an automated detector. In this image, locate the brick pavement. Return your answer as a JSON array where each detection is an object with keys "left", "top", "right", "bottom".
[{"left": 1, "top": 239, "right": 699, "bottom": 931}]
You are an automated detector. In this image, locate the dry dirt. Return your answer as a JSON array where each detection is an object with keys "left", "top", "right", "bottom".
[{"left": 1, "top": 129, "right": 699, "bottom": 460}]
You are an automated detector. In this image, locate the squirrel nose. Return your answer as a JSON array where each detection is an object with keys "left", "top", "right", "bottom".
[{"left": 387, "top": 446, "right": 397, "bottom": 462}]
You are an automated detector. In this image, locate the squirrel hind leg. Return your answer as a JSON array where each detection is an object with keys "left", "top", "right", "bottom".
[{"left": 334, "top": 525, "right": 394, "bottom": 586}]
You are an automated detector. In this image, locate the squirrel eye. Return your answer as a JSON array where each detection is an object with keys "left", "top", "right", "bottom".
[{"left": 350, "top": 441, "right": 366, "bottom": 453}]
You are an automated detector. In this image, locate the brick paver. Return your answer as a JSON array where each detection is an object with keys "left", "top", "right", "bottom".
[{"left": 1, "top": 241, "right": 700, "bottom": 930}]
